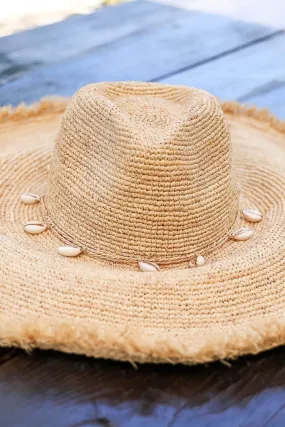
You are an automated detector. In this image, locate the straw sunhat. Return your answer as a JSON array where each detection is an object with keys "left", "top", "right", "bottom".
[{"left": 0, "top": 82, "right": 285, "bottom": 364}]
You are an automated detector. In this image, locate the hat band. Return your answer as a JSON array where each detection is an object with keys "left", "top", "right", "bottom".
[{"left": 41, "top": 195, "right": 240, "bottom": 266}]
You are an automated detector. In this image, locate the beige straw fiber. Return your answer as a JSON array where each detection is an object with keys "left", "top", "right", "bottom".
[
  {"left": 0, "top": 82, "right": 285, "bottom": 364},
  {"left": 45, "top": 83, "right": 239, "bottom": 263}
]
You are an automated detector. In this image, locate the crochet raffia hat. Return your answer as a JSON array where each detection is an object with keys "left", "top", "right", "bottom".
[{"left": 0, "top": 82, "right": 285, "bottom": 364}]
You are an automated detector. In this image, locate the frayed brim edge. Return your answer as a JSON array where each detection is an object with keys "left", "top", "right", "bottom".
[
  {"left": 0, "top": 313, "right": 284, "bottom": 364},
  {"left": 0, "top": 97, "right": 68, "bottom": 122}
]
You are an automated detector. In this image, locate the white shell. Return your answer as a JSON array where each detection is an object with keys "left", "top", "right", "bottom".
[
  {"left": 24, "top": 221, "right": 47, "bottom": 234},
  {"left": 196, "top": 255, "right": 206, "bottom": 267},
  {"left": 21, "top": 193, "right": 40, "bottom": 205},
  {"left": 138, "top": 260, "right": 160, "bottom": 272},
  {"left": 189, "top": 255, "right": 206, "bottom": 268},
  {"left": 242, "top": 209, "right": 263, "bottom": 223},
  {"left": 230, "top": 228, "right": 254, "bottom": 241},
  {"left": 58, "top": 245, "right": 82, "bottom": 257}
]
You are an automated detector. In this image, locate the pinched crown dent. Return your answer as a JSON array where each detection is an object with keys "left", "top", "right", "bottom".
[{"left": 45, "top": 82, "right": 239, "bottom": 263}]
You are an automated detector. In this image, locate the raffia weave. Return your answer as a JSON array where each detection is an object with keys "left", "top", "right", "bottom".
[
  {"left": 45, "top": 83, "right": 238, "bottom": 263},
  {"left": 0, "top": 83, "right": 285, "bottom": 364}
]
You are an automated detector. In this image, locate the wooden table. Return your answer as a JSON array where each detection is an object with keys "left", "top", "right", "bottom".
[{"left": 0, "top": 1, "right": 285, "bottom": 425}]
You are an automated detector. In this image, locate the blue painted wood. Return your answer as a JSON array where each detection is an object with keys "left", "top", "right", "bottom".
[
  {"left": 0, "top": 7, "right": 278, "bottom": 106},
  {"left": 161, "top": 32, "right": 285, "bottom": 117},
  {"left": 1, "top": 347, "right": 285, "bottom": 427},
  {"left": 0, "top": 1, "right": 182, "bottom": 82},
  {"left": 239, "top": 83, "right": 285, "bottom": 118}
]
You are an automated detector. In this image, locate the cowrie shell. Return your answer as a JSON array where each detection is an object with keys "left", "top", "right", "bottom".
[
  {"left": 24, "top": 221, "right": 47, "bottom": 234},
  {"left": 196, "top": 255, "right": 206, "bottom": 267},
  {"left": 138, "top": 260, "right": 160, "bottom": 272},
  {"left": 189, "top": 255, "right": 206, "bottom": 268},
  {"left": 230, "top": 228, "right": 254, "bottom": 241},
  {"left": 21, "top": 193, "right": 40, "bottom": 205},
  {"left": 58, "top": 245, "right": 82, "bottom": 257},
  {"left": 242, "top": 209, "right": 263, "bottom": 223}
]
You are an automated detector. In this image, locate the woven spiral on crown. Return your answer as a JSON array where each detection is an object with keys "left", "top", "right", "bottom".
[{"left": 45, "top": 82, "right": 239, "bottom": 263}]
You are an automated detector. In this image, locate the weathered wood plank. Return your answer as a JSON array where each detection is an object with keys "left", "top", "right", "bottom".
[
  {"left": 0, "top": 0, "right": 183, "bottom": 82},
  {"left": 0, "top": 347, "right": 285, "bottom": 427},
  {"left": 0, "top": 348, "right": 18, "bottom": 366},
  {"left": 161, "top": 32, "right": 285, "bottom": 117},
  {"left": 239, "top": 83, "right": 285, "bottom": 118},
  {"left": 0, "top": 9, "right": 278, "bottom": 106}
]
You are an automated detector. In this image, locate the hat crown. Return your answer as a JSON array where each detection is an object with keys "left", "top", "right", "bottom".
[{"left": 45, "top": 82, "right": 238, "bottom": 263}]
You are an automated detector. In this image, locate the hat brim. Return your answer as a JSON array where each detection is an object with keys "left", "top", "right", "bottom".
[{"left": 0, "top": 98, "right": 285, "bottom": 364}]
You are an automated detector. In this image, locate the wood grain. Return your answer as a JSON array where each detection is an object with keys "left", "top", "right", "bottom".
[
  {"left": 161, "top": 31, "right": 285, "bottom": 117},
  {"left": 0, "top": 3, "right": 278, "bottom": 105},
  {"left": 0, "top": 1, "right": 182, "bottom": 82},
  {"left": 238, "top": 82, "right": 285, "bottom": 118},
  {"left": 0, "top": 347, "right": 285, "bottom": 426}
]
